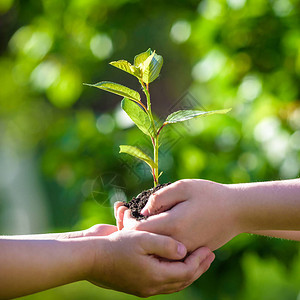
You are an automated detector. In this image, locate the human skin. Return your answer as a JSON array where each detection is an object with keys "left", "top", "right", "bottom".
[
  {"left": 115, "top": 179, "right": 300, "bottom": 252},
  {"left": 0, "top": 224, "right": 215, "bottom": 299}
]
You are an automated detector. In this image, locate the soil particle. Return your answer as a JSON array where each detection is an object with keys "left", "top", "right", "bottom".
[{"left": 123, "top": 183, "right": 171, "bottom": 220}]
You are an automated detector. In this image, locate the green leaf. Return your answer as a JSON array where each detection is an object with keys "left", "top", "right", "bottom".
[
  {"left": 134, "top": 48, "right": 152, "bottom": 67},
  {"left": 119, "top": 145, "right": 157, "bottom": 169},
  {"left": 141, "top": 51, "right": 163, "bottom": 84},
  {"left": 109, "top": 60, "right": 141, "bottom": 78},
  {"left": 121, "top": 98, "right": 155, "bottom": 137},
  {"left": 83, "top": 81, "right": 140, "bottom": 102},
  {"left": 165, "top": 108, "right": 231, "bottom": 124}
]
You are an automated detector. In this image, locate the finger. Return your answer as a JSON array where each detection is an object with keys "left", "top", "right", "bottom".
[
  {"left": 182, "top": 247, "right": 215, "bottom": 284},
  {"left": 158, "top": 251, "right": 215, "bottom": 295},
  {"left": 156, "top": 246, "right": 213, "bottom": 284},
  {"left": 184, "top": 246, "right": 213, "bottom": 267},
  {"left": 122, "top": 209, "right": 141, "bottom": 230},
  {"left": 116, "top": 206, "right": 128, "bottom": 230},
  {"left": 141, "top": 180, "right": 189, "bottom": 217},
  {"left": 133, "top": 211, "right": 172, "bottom": 236},
  {"left": 114, "top": 201, "right": 124, "bottom": 219},
  {"left": 154, "top": 280, "right": 194, "bottom": 295},
  {"left": 190, "top": 251, "right": 215, "bottom": 281},
  {"left": 140, "top": 232, "right": 187, "bottom": 260}
]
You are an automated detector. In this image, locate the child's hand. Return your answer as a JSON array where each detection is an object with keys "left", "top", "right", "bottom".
[{"left": 115, "top": 179, "right": 240, "bottom": 252}]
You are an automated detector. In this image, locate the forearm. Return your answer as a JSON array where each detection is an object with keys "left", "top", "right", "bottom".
[
  {"left": 0, "top": 238, "right": 94, "bottom": 299},
  {"left": 250, "top": 230, "right": 300, "bottom": 241},
  {"left": 1, "top": 231, "right": 85, "bottom": 240},
  {"left": 228, "top": 179, "right": 300, "bottom": 232}
]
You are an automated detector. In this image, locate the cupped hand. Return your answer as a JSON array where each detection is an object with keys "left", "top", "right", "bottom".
[
  {"left": 115, "top": 179, "right": 240, "bottom": 252},
  {"left": 88, "top": 230, "right": 215, "bottom": 297}
]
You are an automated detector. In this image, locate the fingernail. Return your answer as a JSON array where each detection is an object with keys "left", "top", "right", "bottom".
[
  {"left": 177, "top": 243, "right": 186, "bottom": 257},
  {"left": 141, "top": 207, "right": 149, "bottom": 216}
]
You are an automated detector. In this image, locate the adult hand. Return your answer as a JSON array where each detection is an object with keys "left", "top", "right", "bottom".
[
  {"left": 115, "top": 179, "right": 240, "bottom": 252},
  {"left": 0, "top": 224, "right": 214, "bottom": 299},
  {"left": 89, "top": 230, "right": 215, "bottom": 297}
]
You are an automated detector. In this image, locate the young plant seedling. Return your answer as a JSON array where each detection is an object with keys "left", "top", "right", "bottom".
[{"left": 84, "top": 48, "right": 231, "bottom": 187}]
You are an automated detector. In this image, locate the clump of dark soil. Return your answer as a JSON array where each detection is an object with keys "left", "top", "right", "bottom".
[{"left": 124, "top": 183, "right": 171, "bottom": 220}]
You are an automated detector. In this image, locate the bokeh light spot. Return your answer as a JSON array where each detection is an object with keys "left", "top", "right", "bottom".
[
  {"left": 198, "top": 0, "right": 223, "bottom": 19},
  {"left": 170, "top": 20, "right": 191, "bottom": 44},
  {"left": 227, "top": 0, "right": 246, "bottom": 10},
  {"left": 192, "top": 49, "right": 227, "bottom": 82},
  {"left": 272, "top": 0, "right": 293, "bottom": 17},
  {"left": 30, "top": 61, "right": 60, "bottom": 91},
  {"left": 9, "top": 26, "right": 53, "bottom": 60},
  {"left": 96, "top": 114, "right": 115, "bottom": 134},
  {"left": 238, "top": 75, "right": 262, "bottom": 102},
  {"left": 90, "top": 33, "right": 113, "bottom": 60}
]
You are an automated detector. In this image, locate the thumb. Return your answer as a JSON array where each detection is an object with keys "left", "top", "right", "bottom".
[
  {"left": 116, "top": 206, "right": 128, "bottom": 230},
  {"left": 141, "top": 181, "right": 188, "bottom": 217},
  {"left": 84, "top": 224, "right": 118, "bottom": 237},
  {"left": 114, "top": 201, "right": 125, "bottom": 219},
  {"left": 140, "top": 232, "right": 187, "bottom": 260}
]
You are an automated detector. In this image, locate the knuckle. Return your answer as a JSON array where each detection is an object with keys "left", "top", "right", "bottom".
[
  {"left": 148, "top": 193, "right": 161, "bottom": 209},
  {"left": 162, "top": 237, "right": 177, "bottom": 255},
  {"left": 174, "top": 180, "right": 188, "bottom": 192}
]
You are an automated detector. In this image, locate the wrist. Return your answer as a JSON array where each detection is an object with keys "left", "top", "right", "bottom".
[
  {"left": 201, "top": 180, "right": 245, "bottom": 236},
  {"left": 64, "top": 237, "right": 99, "bottom": 282},
  {"left": 224, "top": 183, "right": 250, "bottom": 234},
  {"left": 82, "top": 236, "right": 112, "bottom": 283}
]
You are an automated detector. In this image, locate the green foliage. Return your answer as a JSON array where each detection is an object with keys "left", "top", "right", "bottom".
[
  {"left": 84, "top": 81, "right": 140, "bottom": 102},
  {"left": 109, "top": 60, "right": 141, "bottom": 79},
  {"left": 121, "top": 98, "right": 155, "bottom": 137},
  {"left": 141, "top": 51, "right": 163, "bottom": 84},
  {"left": 134, "top": 48, "right": 152, "bottom": 67},
  {"left": 85, "top": 49, "right": 230, "bottom": 187},
  {"left": 119, "top": 145, "right": 157, "bottom": 170},
  {"left": 164, "top": 109, "right": 232, "bottom": 124},
  {"left": 109, "top": 48, "right": 163, "bottom": 84}
]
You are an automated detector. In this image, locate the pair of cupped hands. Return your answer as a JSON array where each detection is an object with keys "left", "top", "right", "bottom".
[{"left": 101, "top": 179, "right": 240, "bottom": 296}]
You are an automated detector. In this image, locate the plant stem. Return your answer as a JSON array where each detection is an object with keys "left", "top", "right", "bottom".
[
  {"left": 140, "top": 79, "right": 159, "bottom": 187},
  {"left": 153, "top": 135, "right": 159, "bottom": 186},
  {"left": 152, "top": 168, "right": 158, "bottom": 187},
  {"left": 157, "top": 123, "right": 166, "bottom": 136}
]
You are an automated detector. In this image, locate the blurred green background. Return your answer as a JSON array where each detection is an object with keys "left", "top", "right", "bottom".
[{"left": 0, "top": 0, "right": 299, "bottom": 299}]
